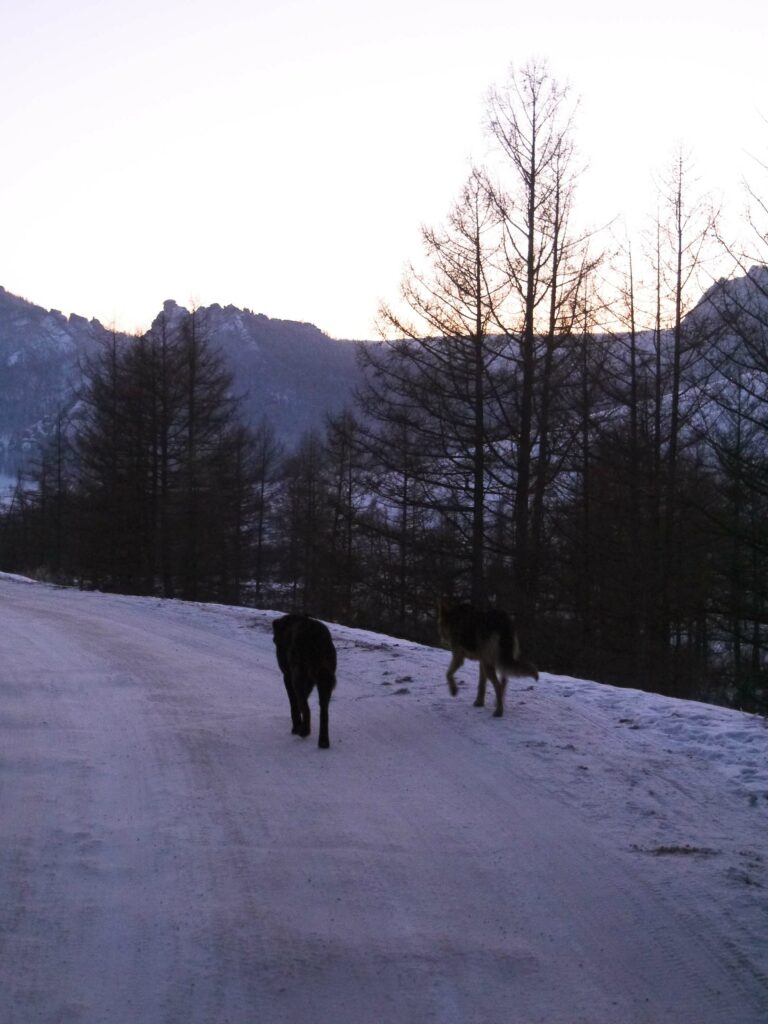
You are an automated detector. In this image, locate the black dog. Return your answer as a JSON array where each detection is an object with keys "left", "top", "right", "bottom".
[{"left": 272, "top": 614, "right": 337, "bottom": 748}]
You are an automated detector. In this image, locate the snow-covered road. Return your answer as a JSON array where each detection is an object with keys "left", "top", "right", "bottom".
[{"left": 1, "top": 576, "right": 767, "bottom": 1023}]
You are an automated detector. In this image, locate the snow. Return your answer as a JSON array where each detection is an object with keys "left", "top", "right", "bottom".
[
  {"left": 0, "top": 570, "right": 35, "bottom": 583},
  {"left": 1, "top": 578, "right": 766, "bottom": 1023}
]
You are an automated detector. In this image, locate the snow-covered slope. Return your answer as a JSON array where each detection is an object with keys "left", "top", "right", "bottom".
[{"left": 1, "top": 576, "right": 766, "bottom": 1023}]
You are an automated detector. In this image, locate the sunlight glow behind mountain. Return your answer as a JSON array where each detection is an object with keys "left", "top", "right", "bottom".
[{"left": 0, "top": 0, "right": 764, "bottom": 339}]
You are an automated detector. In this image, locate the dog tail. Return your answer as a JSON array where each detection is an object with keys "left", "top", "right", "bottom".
[
  {"left": 504, "top": 657, "right": 540, "bottom": 680},
  {"left": 497, "top": 617, "right": 539, "bottom": 681}
]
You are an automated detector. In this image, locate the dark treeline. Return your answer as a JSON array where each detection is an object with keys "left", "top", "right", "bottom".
[
  {"left": 1, "top": 306, "right": 274, "bottom": 606},
  {"left": 1, "top": 61, "right": 766, "bottom": 713}
]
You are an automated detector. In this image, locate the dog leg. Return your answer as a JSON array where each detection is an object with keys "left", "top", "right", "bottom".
[
  {"left": 296, "top": 683, "right": 311, "bottom": 738},
  {"left": 446, "top": 651, "right": 464, "bottom": 696},
  {"left": 285, "top": 678, "right": 302, "bottom": 734},
  {"left": 487, "top": 665, "right": 506, "bottom": 717},
  {"left": 474, "top": 664, "right": 487, "bottom": 707},
  {"left": 317, "top": 689, "right": 330, "bottom": 749}
]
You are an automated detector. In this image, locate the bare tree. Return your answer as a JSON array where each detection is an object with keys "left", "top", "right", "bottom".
[
  {"left": 484, "top": 60, "right": 597, "bottom": 635},
  {"left": 361, "top": 168, "right": 506, "bottom": 605},
  {"left": 650, "top": 149, "right": 717, "bottom": 692},
  {"left": 251, "top": 418, "right": 283, "bottom": 602}
]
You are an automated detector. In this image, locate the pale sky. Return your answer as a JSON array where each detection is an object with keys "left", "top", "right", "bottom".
[{"left": 0, "top": 0, "right": 765, "bottom": 339}]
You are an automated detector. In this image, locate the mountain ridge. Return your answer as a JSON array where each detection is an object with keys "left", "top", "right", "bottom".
[
  {"left": 3, "top": 267, "right": 768, "bottom": 482},
  {"left": 0, "top": 287, "right": 364, "bottom": 478}
]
